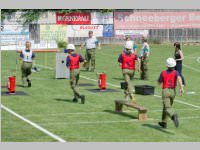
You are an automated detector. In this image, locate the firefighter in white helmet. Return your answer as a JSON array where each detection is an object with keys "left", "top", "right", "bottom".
[
  {"left": 123, "top": 35, "right": 138, "bottom": 80},
  {"left": 66, "top": 44, "right": 86, "bottom": 104},
  {"left": 157, "top": 57, "right": 184, "bottom": 128},
  {"left": 118, "top": 41, "right": 141, "bottom": 104}
]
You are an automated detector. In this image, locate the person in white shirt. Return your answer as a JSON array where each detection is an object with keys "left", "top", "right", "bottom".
[
  {"left": 20, "top": 41, "right": 35, "bottom": 87},
  {"left": 123, "top": 35, "right": 138, "bottom": 54},
  {"left": 81, "top": 30, "right": 101, "bottom": 72}
]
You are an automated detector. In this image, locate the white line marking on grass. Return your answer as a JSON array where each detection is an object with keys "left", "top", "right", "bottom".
[
  {"left": 40, "top": 116, "right": 200, "bottom": 126},
  {"left": 173, "top": 99, "right": 200, "bottom": 109},
  {"left": 80, "top": 75, "right": 120, "bottom": 88},
  {"left": 41, "top": 119, "right": 155, "bottom": 126},
  {"left": 197, "top": 57, "right": 200, "bottom": 63},
  {"left": 24, "top": 108, "right": 199, "bottom": 117},
  {"left": 35, "top": 64, "right": 120, "bottom": 88},
  {"left": 179, "top": 116, "right": 200, "bottom": 120},
  {"left": 36, "top": 64, "right": 200, "bottom": 110},
  {"left": 80, "top": 76, "right": 200, "bottom": 109},
  {"left": 1, "top": 104, "right": 66, "bottom": 142},
  {"left": 80, "top": 75, "right": 200, "bottom": 109},
  {"left": 183, "top": 64, "right": 200, "bottom": 73},
  {"left": 186, "top": 91, "right": 196, "bottom": 95},
  {"left": 34, "top": 64, "right": 54, "bottom": 70},
  {"left": 154, "top": 94, "right": 200, "bottom": 109},
  {"left": 153, "top": 94, "right": 162, "bottom": 98}
]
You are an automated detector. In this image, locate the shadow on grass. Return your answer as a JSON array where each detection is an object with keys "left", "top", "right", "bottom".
[
  {"left": 132, "top": 77, "right": 141, "bottom": 80},
  {"left": 142, "top": 124, "right": 175, "bottom": 135},
  {"left": 54, "top": 98, "right": 78, "bottom": 104},
  {"left": 1, "top": 91, "right": 28, "bottom": 96},
  {"left": 112, "top": 77, "right": 124, "bottom": 81},
  {"left": 80, "top": 69, "right": 89, "bottom": 72},
  {"left": 103, "top": 109, "right": 137, "bottom": 119},
  {"left": 1, "top": 85, "right": 7, "bottom": 88},
  {"left": 112, "top": 77, "right": 141, "bottom": 81},
  {"left": 16, "top": 84, "right": 25, "bottom": 88}
]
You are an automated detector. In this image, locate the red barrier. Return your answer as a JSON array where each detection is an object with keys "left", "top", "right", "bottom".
[{"left": 8, "top": 76, "right": 16, "bottom": 94}]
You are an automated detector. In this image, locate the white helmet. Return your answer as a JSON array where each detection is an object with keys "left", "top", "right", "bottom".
[
  {"left": 166, "top": 58, "right": 176, "bottom": 67},
  {"left": 125, "top": 41, "right": 133, "bottom": 49},
  {"left": 67, "top": 44, "right": 75, "bottom": 50}
]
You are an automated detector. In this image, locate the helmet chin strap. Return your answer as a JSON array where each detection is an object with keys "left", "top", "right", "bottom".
[{"left": 126, "top": 49, "right": 131, "bottom": 54}]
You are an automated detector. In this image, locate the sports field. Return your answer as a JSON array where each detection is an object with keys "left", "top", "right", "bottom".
[{"left": 1, "top": 44, "right": 200, "bottom": 142}]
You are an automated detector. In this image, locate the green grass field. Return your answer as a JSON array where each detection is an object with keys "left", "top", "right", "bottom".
[{"left": 1, "top": 44, "right": 200, "bottom": 142}]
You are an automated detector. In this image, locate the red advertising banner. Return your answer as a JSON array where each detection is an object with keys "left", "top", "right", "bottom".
[
  {"left": 114, "top": 11, "right": 200, "bottom": 29},
  {"left": 56, "top": 12, "right": 91, "bottom": 25}
]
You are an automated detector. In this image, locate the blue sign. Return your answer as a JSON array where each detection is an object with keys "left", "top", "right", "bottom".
[{"left": 103, "top": 25, "right": 113, "bottom": 37}]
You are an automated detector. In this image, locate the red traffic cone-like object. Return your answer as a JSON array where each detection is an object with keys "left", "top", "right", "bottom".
[
  {"left": 8, "top": 76, "right": 16, "bottom": 94},
  {"left": 98, "top": 72, "right": 106, "bottom": 90}
]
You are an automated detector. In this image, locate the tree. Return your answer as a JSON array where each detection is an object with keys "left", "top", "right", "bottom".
[
  {"left": 1, "top": 9, "right": 18, "bottom": 20},
  {"left": 1, "top": 9, "right": 113, "bottom": 25}
]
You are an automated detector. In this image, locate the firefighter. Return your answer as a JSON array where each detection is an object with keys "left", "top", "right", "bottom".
[
  {"left": 157, "top": 58, "right": 184, "bottom": 128},
  {"left": 20, "top": 41, "right": 35, "bottom": 87},
  {"left": 123, "top": 35, "right": 138, "bottom": 80},
  {"left": 123, "top": 35, "right": 138, "bottom": 54},
  {"left": 118, "top": 41, "right": 141, "bottom": 103},
  {"left": 66, "top": 44, "right": 86, "bottom": 104},
  {"left": 140, "top": 36, "right": 150, "bottom": 80}
]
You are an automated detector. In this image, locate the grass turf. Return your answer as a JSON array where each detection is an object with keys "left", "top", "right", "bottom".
[{"left": 1, "top": 44, "right": 200, "bottom": 142}]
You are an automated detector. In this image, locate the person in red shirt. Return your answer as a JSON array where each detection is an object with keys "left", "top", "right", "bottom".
[
  {"left": 157, "top": 58, "right": 184, "bottom": 128},
  {"left": 66, "top": 44, "right": 86, "bottom": 104},
  {"left": 118, "top": 41, "right": 141, "bottom": 104}
]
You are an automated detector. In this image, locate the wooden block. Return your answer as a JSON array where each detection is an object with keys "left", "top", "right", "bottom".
[
  {"left": 115, "top": 101, "right": 123, "bottom": 112},
  {"left": 115, "top": 100, "right": 148, "bottom": 121},
  {"left": 138, "top": 110, "right": 148, "bottom": 121}
]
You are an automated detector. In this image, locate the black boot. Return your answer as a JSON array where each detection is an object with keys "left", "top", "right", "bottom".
[
  {"left": 80, "top": 95, "right": 85, "bottom": 104},
  {"left": 172, "top": 114, "right": 179, "bottom": 128},
  {"left": 27, "top": 79, "right": 31, "bottom": 87},
  {"left": 72, "top": 97, "right": 78, "bottom": 103},
  {"left": 158, "top": 122, "right": 167, "bottom": 128}
]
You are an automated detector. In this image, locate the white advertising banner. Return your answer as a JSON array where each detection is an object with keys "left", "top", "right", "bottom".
[
  {"left": 91, "top": 12, "right": 113, "bottom": 24},
  {"left": 1, "top": 25, "right": 29, "bottom": 35},
  {"left": 67, "top": 25, "right": 103, "bottom": 37},
  {"left": 1, "top": 11, "right": 25, "bottom": 25},
  {"left": 115, "top": 30, "right": 149, "bottom": 39},
  {"left": 114, "top": 11, "right": 200, "bottom": 29},
  {"left": 1, "top": 45, "right": 19, "bottom": 51},
  {"left": 40, "top": 25, "right": 68, "bottom": 41},
  {"left": 1, "top": 39, "right": 57, "bottom": 51},
  {"left": 1, "top": 34, "right": 29, "bottom": 44},
  {"left": 1, "top": 25, "right": 30, "bottom": 50},
  {"left": 0, "top": 36, "right": 30, "bottom": 50}
]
